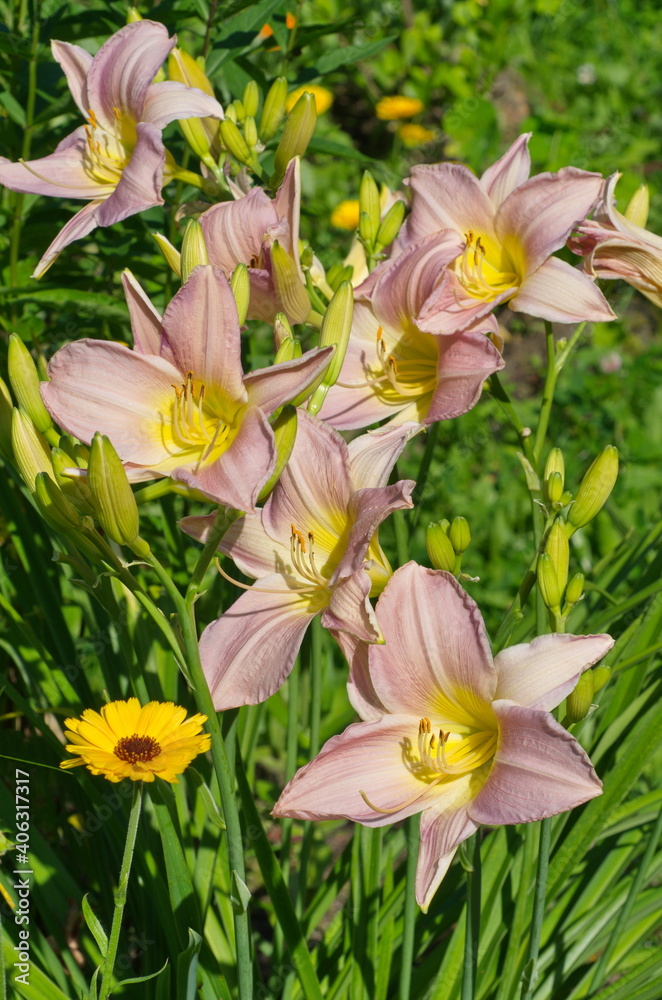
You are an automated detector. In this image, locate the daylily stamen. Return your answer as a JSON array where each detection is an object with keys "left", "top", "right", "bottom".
[
  {"left": 359, "top": 776, "right": 447, "bottom": 815},
  {"left": 215, "top": 558, "right": 327, "bottom": 595}
]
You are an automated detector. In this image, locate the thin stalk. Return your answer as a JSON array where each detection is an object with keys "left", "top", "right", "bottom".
[
  {"left": 275, "top": 657, "right": 300, "bottom": 963},
  {"left": 461, "top": 832, "right": 482, "bottom": 1000},
  {"left": 532, "top": 323, "right": 557, "bottom": 470},
  {"left": 398, "top": 813, "right": 419, "bottom": 1000},
  {"left": 98, "top": 783, "right": 143, "bottom": 1000},
  {"left": 589, "top": 804, "right": 662, "bottom": 990},
  {"left": 295, "top": 618, "right": 324, "bottom": 916},
  {"left": 351, "top": 827, "right": 368, "bottom": 1000},
  {"left": 409, "top": 421, "right": 439, "bottom": 531},
  {"left": 494, "top": 825, "right": 538, "bottom": 1000},
  {"left": 488, "top": 373, "right": 535, "bottom": 466},
  {"left": 519, "top": 816, "right": 551, "bottom": 1000}
]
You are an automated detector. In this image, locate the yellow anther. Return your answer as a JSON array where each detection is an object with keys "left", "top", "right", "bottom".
[{"left": 88, "top": 108, "right": 98, "bottom": 128}]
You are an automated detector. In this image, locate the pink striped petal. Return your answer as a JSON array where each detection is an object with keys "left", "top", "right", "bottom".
[
  {"left": 416, "top": 783, "right": 479, "bottom": 910},
  {"left": 218, "top": 511, "right": 291, "bottom": 581},
  {"left": 371, "top": 234, "right": 464, "bottom": 330},
  {"left": 0, "top": 128, "right": 113, "bottom": 199},
  {"left": 141, "top": 81, "right": 224, "bottom": 128},
  {"left": 417, "top": 270, "right": 515, "bottom": 335},
  {"left": 348, "top": 422, "right": 421, "bottom": 489},
  {"left": 273, "top": 158, "right": 302, "bottom": 268},
  {"left": 427, "top": 326, "right": 504, "bottom": 424},
  {"left": 244, "top": 345, "right": 334, "bottom": 416},
  {"left": 494, "top": 633, "right": 614, "bottom": 711},
  {"left": 509, "top": 257, "right": 615, "bottom": 323},
  {"left": 51, "top": 40, "right": 92, "bottom": 117},
  {"left": 95, "top": 123, "right": 164, "bottom": 226},
  {"left": 333, "top": 480, "right": 414, "bottom": 582},
  {"left": 32, "top": 199, "right": 102, "bottom": 278},
  {"left": 406, "top": 163, "right": 496, "bottom": 245},
  {"left": 322, "top": 568, "right": 380, "bottom": 642},
  {"left": 468, "top": 701, "right": 602, "bottom": 826},
  {"left": 335, "top": 631, "right": 386, "bottom": 721},
  {"left": 201, "top": 188, "right": 278, "bottom": 275},
  {"left": 480, "top": 133, "right": 531, "bottom": 209},
  {"left": 121, "top": 270, "right": 162, "bottom": 356}
]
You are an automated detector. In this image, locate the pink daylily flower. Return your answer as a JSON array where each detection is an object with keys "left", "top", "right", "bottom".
[
  {"left": 0, "top": 20, "right": 224, "bottom": 277},
  {"left": 180, "top": 413, "right": 416, "bottom": 708},
  {"left": 318, "top": 234, "right": 505, "bottom": 430},
  {"left": 200, "top": 158, "right": 310, "bottom": 324},
  {"left": 274, "top": 562, "right": 613, "bottom": 910},
  {"left": 400, "top": 134, "right": 614, "bottom": 333},
  {"left": 40, "top": 266, "right": 333, "bottom": 511},
  {"left": 569, "top": 173, "right": 662, "bottom": 308}
]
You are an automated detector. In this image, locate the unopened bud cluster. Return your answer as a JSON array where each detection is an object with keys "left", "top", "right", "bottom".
[
  {"left": 357, "top": 170, "right": 406, "bottom": 264},
  {"left": 427, "top": 517, "right": 472, "bottom": 576}
]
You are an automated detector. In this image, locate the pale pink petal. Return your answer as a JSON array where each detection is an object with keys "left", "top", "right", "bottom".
[
  {"left": 332, "top": 480, "right": 414, "bottom": 582},
  {"left": 509, "top": 257, "right": 615, "bottom": 323},
  {"left": 496, "top": 168, "right": 603, "bottom": 276},
  {"left": 141, "top": 81, "right": 224, "bottom": 128},
  {"left": 417, "top": 784, "right": 478, "bottom": 910},
  {"left": 159, "top": 266, "right": 244, "bottom": 399},
  {"left": 51, "top": 40, "right": 92, "bottom": 116},
  {"left": 405, "top": 163, "right": 496, "bottom": 244},
  {"left": 201, "top": 188, "right": 278, "bottom": 275},
  {"left": 32, "top": 199, "right": 102, "bottom": 278},
  {"left": 272, "top": 715, "right": 440, "bottom": 826},
  {"left": 262, "top": 412, "right": 352, "bottom": 544},
  {"left": 480, "top": 133, "right": 532, "bottom": 209},
  {"left": 322, "top": 568, "right": 380, "bottom": 642},
  {"left": 335, "top": 631, "right": 386, "bottom": 721},
  {"left": 0, "top": 128, "right": 114, "bottom": 198},
  {"left": 86, "top": 20, "right": 175, "bottom": 129},
  {"left": 468, "top": 701, "right": 602, "bottom": 826},
  {"left": 494, "top": 633, "right": 614, "bottom": 711},
  {"left": 273, "top": 157, "right": 302, "bottom": 270},
  {"left": 372, "top": 234, "right": 464, "bottom": 330},
  {"left": 121, "top": 270, "right": 162, "bottom": 356},
  {"left": 42, "top": 339, "right": 181, "bottom": 464},
  {"left": 199, "top": 578, "right": 320, "bottom": 708},
  {"left": 244, "top": 345, "right": 334, "bottom": 416},
  {"left": 426, "top": 326, "right": 504, "bottom": 423},
  {"left": 173, "top": 405, "right": 274, "bottom": 511},
  {"left": 368, "top": 564, "right": 496, "bottom": 717},
  {"left": 246, "top": 268, "right": 279, "bottom": 323},
  {"left": 218, "top": 511, "right": 292, "bottom": 581},
  {"left": 348, "top": 422, "right": 421, "bottom": 489},
  {"left": 95, "top": 123, "right": 164, "bottom": 227},
  {"left": 416, "top": 270, "right": 513, "bottom": 335}
]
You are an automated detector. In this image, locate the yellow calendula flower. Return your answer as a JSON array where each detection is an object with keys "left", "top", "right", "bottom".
[
  {"left": 286, "top": 85, "right": 333, "bottom": 115},
  {"left": 60, "top": 699, "right": 211, "bottom": 783},
  {"left": 331, "top": 199, "right": 360, "bottom": 230},
  {"left": 375, "top": 95, "right": 424, "bottom": 121},
  {"left": 398, "top": 123, "right": 435, "bottom": 147}
]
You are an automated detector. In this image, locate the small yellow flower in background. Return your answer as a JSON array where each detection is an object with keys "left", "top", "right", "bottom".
[
  {"left": 258, "top": 23, "right": 274, "bottom": 38},
  {"left": 375, "top": 95, "right": 424, "bottom": 120},
  {"left": 398, "top": 123, "right": 435, "bottom": 147},
  {"left": 331, "top": 199, "right": 360, "bottom": 230},
  {"left": 60, "top": 699, "right": 211, "bottom": 783},
  {"left": 286, "top": 11, "right": 297, "bottom": 29},
  {"left": 286, "top": 85, "right": 333, "bottom": 115}
]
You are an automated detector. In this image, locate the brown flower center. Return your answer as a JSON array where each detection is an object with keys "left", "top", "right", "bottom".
[{"left": 114, "top": 734, "right": 161, "bottom": 763}]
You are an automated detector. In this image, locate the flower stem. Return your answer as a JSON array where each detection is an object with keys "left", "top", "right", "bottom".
[
  {"left": 519, "top": 816, "right": 551, "bottom": 1000},
  {"left": 398, "top": 813, "right": 419, "bottom": 1000},
  {"left": 98, "top": 783, "right": 143, "bottom": 1000},
  {"left": 461, "top": 832, "right": 482, "bottom": 1000},
  {"left": 532, "top": 323, "right": 558, "bottom": 471}
]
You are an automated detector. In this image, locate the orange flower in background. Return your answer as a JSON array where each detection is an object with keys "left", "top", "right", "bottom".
[
  {"left": 376, "top": 95, "right": 424, "bottom": 121},
  {"left": 286, "top": 11, "right": 297, "bottom": 29}
]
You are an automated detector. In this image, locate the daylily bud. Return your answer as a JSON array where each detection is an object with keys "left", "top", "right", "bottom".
[
  {"left": 243, "top": 115, "right": 258, "bottom": 150},
  {"left": 8, "top": 334, "right": 53, "bottom": 435},
  {"left": 153, "top": 233, "right": 182, "bottom": 277},
  {"left": 274, "top": 337, "right": 302, "bottom": 364},
  {"left": 376, "top": 199, "right": 406, "bottom": 248},
  {"left": 274, "top": 312, "right": 295, "bottom": 348},
  {"left": 270, "top": 240, "right": 311, "bottom": 324},
  {"left": 0, "top": 376, "right": 14, "bottom": 462},
  {"left": 230, "top": 99, "right": 246, "bottom": 124},
  {"left": 545, "top": 520, "right": 569, "bottom": 594},
  {"left": 168, "top": 49, "right": 214, "bottom": 97},
  {"left": 565, "top": 671, "right": 594, "bottom": 723},
  {"left": 544, "top": 447, "right": 565, "bottom": 504},
  {"left": 126, "top": 7, "right": 142, "bottom": 22},
  {"left": 537, "top": 552, "right": 562, "bottom": 612},
  {"left": 243, "top": 81, "right": 260, "bottom": 118},
  {"left": 181, "top": 220, "right": 209, "bottom": 284},
  {"left": 51, "top": 446, "right": 95, "bottom": 514},
  {"left": 272, "top": 94, "right": 317, "bottom": 184},
  {"left": 34, "top": 471, "right": 82, "bottom": 532},
  {"left": 258, "top": 406, "right": 298, "bottom": 501},
  {"left": 317, "top": 281, "right": 353, "bottom": 388},
  {"left": 259, "top": 76, "right": 288, "bottom": 142},
  {"left": 225, "top": 103, "right": 238, "bottom": 124},
  {"left": 624, "top": 184, "right": 649, "bottom": 228},
  {"left": 567, "top": 446, "right": 619, "bottom": 532},
  {"left": 327, "top": 263, "right": 354, "bottom": 291},
  {"left": 168, "top": 49, "right": 219, "bottom": 167},
  {"left": 592, "top": 665, "right": 611, "bottom": 693},
  {"left": 426, "top": 521, "right": 456, "bottom": 572},
  {"left": 565, "top": 572, "right": 585, "bottom": 607},
  {"left": 88, "top": 433, "right": 148, "bottom": 555},
  {"left": 449, "top": 516, "right": 471, "bottom": 555},
  {"left": 220, "top": 118, "right": 253, "bottom": 166},
  {"left": 359, "top": 171, "right": 381, "bottom": 245},
  {"left": 230, "top": 263, "right": 251, "bottom": 325},
  {"left": 546, "top": 471, "right": 564, "bottom": 506},
  {"left": 11, "top": 408, "right": 53, "bottom": 491}
]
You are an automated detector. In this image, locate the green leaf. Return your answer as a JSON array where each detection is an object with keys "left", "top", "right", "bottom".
[
  {"left": 185, "top": 766, "right": 226, "bottom": 830},
  {"left": 82, "top": 893, "right": 108, "bottom": 956},
  {"left": 0, "top": 90, "right": 26, "bottom": 127},
  {"left": 230, "top": 870, "right": 252, "bottom": 913},
  {"left": 176, "top": 929, "right": 203, "bottom": 1000},
  {"left": 313, "top": 36, "right": 397, "bottom": 74},
  {"left": 306, "top": 137, "right": 377, "bottom": 163},
  {"left": 112, "top": 958, "right": 169, "bottom": 989}
]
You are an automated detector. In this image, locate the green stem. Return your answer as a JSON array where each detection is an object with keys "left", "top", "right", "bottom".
[
  {"left": 398, "top": 813, "right": 419, "bottom": 1000},
  {"left": 493, "top": 825, "right": 538, "bottom": 1000},
  {"left": 532, "top": 323, "right": 558, "bottom": 470},
  {"left": 519, "top": 817, "right": 551, "bottom": 1000},
  {"left": 409, "top": 421, "right": 439, "bottom": 531},
  {"left": 98, "top": 783, "right": 143, "bottom": 1000},
  {"left": 8, "top": 3, "right": 39, "bottom": 293},
  {"left": 461, "top": 832, "right": 482, "bottom": 1000},
  {"left": 295, "top": 619, "right": 323, "bottom": 916},
  {"left": 488, "top": 373, "right": 535, "bottom": 466}
]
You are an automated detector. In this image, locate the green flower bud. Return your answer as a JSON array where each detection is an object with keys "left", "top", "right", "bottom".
[
  {"left": 546, "top": 470, "right": 564, "bottom": 506},
  {"left": 181, "top": 220, "right": 209, "bottom": 284},
  {"left": 88, "top": 433, "right": 148, "bottom": 554},
  {"left": 544, "top": 447, "right": 565, "bottom": 485},
  {"left": 51, "top": 447, "right": 95, "bottom": 515},
  {"left": 591, "top": 665, "right": 611, "bottom": 693},
  {"left": 258, "top": 406, "right": 298, "bottom": 501},
  {"left": 8, "top": 334, "right": 52, "bottom": 435},
  {"left": 359, "top": 171, "right": 381, "bottom": 245},
  {"left": 270, "top": 240, "right": 311, "bottom": 324},
  {"left": 624, "top": 184, "right": 649, "bottom": 228},
  {"left": 243, "top": 115, "right": 258, "bottom": 150},
  {"left": 34, "top": 471, "right": 82, "bottom": 532},
  {"left": 127, "top": 7, "right": 142, "bottom": 23},
  {"left": 259, "top": 76, "right": 288, "bottom": 142},
  {"left": 300, "top": 244, "right": 314, "bottom": 269},
  {"left": 0, "top": 376, "right": 14, "bottom": 462},
  {"left": 220, "top": 118, "right": 253, "bottom": 166},
  {"left": 449, "top": 516, "right": 471, "bottom": 555},
  {"left": 152, "top": 233, "right": 182, "bottom": 277},
  {"left": 11, "top": 407, "right": 53, "bottom": 491},
  {"left": 568, "top": 445, "right": 619, "bottom": 532},
  {"left": 565, "top": 671, "right": 594, "bottom": 723},
  {"left": 230, "top": 99, "right": 246, "bottom": 124},
  {"left": 274, "top": 312, "right": 295, "bottom": 348},
  {"left": 316, "top": 280, "right": 353, "bottom": 388},
  {"left": 274, "top": 337, "right": 302, "bottom": 364},
  {"left": 565, "top": 572, "right": 585, "bottom": 607},
  {"left": 545, "top": 520, "right": 569, "bottom": 595},
  {"left": 426, "top": 521, "right": 456, "bottom": 572},
  {"left": 537, "top": 552, "right": 562, "bottom": 612},
  {"left": 225, "top": 103, "right": 238, "bottom": 124},
  {"left": 243, "top": 80, "right": 260, "bottom": 119},
  {"left": 272, "top": 94, "right": 317, "bottom": 184},
  {"left": 376, "top": 199, "right": 406, "bottom": 249},
  {"left": 230, "top": 263, "right": 251, "bottom": 325}
]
